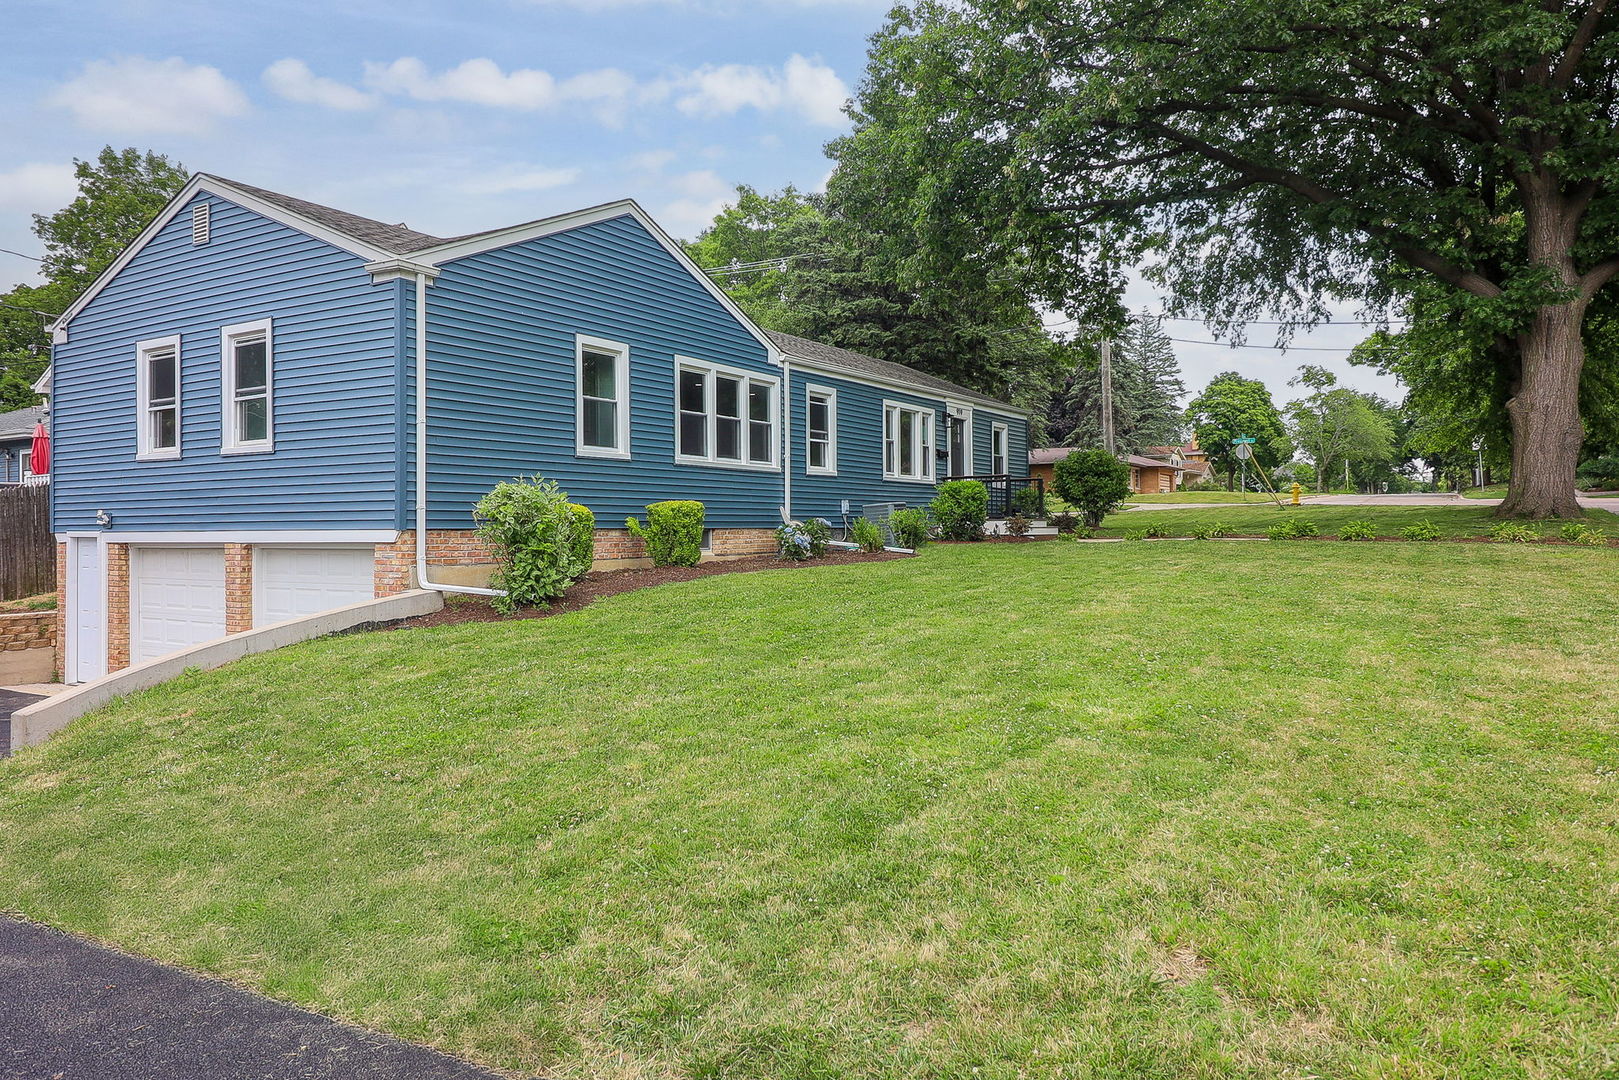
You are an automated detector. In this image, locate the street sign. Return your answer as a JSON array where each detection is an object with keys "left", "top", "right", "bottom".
[{"left": 1233, "top": 442, "right": 1253, "bottom": 460}]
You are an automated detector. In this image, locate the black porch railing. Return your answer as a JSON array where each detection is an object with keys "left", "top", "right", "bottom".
[{"left": 942, "top": 474, "right": 1046, "bottom": 519}]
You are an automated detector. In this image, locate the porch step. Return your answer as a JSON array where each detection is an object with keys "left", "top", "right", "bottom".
[{"left": 984, "top": 520, "right": 1059, "bottom": 537}]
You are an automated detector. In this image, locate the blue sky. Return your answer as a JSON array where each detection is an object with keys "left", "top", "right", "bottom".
[{"left": 0, "top": 0, "right": 1399, "bottom": 404}]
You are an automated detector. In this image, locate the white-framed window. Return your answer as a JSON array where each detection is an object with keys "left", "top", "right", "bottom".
[
  {"left": 674, "top": 357, "right": 779, "bottom": 469},
  {"left": 221, "top": 319, "right": 273, "bottom": 453},
  {"left": 576, "top": 335, "right": 631, "bottom": 459},
  {"left": 806, "top": 385, "right": 837, "bottom": 475},
  {"left": 136, "top": 335, "right": 182, "bottom": 460},
  {"left": 19, "top": 453, "right": 42, "bottom": 485},
  {"left": 991, "top": 421, "right": 1009, "bottom": 474},
  {"left": 883, "top": 401, "right": 935, "bottom": 482}
]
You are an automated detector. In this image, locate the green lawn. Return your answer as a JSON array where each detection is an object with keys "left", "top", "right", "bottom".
[
  {"left": 4, "top": 543, "right": 1619, "bottom": 1078},
  {"left": 1102, "top": 502, "right": 1619, "bottom": 537},
  {"left": 1124, "top": 491, "right": 1279, "bottom": 504},
  {"left": 1461, "top": 483, "right": 1510, "bottom": 499}
]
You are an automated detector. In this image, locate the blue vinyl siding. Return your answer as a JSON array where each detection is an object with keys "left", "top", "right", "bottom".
[
  {"left": 788, "top": 366, "right": 1029, "bottom": 522},
  {"left": 50, "top": 193, "right": 400, "bottom": 532},
  {"left": 418, "top": 213, "right": 782, "bottom": 529},
  {"left": 0, "top": 438, "right": 26, "bottom": 484},
  {"left": 788, "top": 368, "right": 947, "bottom": 522}
]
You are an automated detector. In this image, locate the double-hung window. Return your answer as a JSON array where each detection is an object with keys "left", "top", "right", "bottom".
[
  {"left": 806, "top": 386, "right": 836, "bottom": 474},
  {"left": 675, "top": 358, "right": 778, "bottom": 468},
  {"left": 991, "top": 421, "right": 1009, "bottom": 474},
  {"left": 136, "top": 335, "right": 182, "bottom": 460},
  {"left": 576, "top": 335, "right": 630, "bottom": 458},
  {"left": 883, "top": 401, "right": 934, "bottom": 482},
  {"left": 221, "top": 319, "right": 273, "bottom": 453}
]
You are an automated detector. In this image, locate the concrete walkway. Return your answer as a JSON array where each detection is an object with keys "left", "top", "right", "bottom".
[{"left": 0, "top": 916, "right": 519, "bottom": 1080}]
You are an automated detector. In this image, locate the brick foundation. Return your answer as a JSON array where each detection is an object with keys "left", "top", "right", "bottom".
[
  {"left": 709, "top": 528, "right": 777, "bottom": 557},
  {"left": 105, "top": 544, "right": 130, "bottom": 673}
]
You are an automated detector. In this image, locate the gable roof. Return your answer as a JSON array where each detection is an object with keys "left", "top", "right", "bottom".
[
  {"left": 0, "top": 406, "right": 46, "bottom": 442},
  {"left": 764, "top": 331, "right": 1023, "bottom": 413},
  {"left": 200, "top": 175, "right": 448, "bottom": 252}
]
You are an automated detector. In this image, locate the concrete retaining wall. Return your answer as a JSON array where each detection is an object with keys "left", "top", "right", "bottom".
[{"left": 8, "top": 589, "right": 443, "bottom": 751}]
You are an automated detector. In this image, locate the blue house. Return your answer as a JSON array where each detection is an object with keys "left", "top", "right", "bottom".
[
  {"left": 46, "top": 174, "right": 1030, "bottom": 682},
  {"left": 0, "top": 405, "right": 47, "bottom": 486}
]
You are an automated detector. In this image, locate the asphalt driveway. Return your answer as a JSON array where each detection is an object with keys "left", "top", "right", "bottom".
[{"left": 0, "top": 917, "right": 520, "bottom": 1080}]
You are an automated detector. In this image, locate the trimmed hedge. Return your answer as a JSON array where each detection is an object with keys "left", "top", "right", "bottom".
[{"left": 627, "top": 500, "right": 705, "bottom": 567}]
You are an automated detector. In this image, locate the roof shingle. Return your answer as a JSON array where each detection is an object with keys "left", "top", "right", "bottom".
[
  {"left": 0, "top": 406, "right": 46, "bottom": 442},
  {"left": 763, "top": 331, "right": 1021, "bottom": 412}
]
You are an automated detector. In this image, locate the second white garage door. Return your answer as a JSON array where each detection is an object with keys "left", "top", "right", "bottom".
[
  {"left": 133, "top": 547, "right": 226, "bottom": 664},
  {"left": 254, "top": 546, "right": 376, "bottom": 626}
]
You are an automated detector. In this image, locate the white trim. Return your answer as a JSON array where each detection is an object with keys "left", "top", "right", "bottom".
[
  {"left": 52, "top": 177, "right": 397, "bottom": 333},
  {"left": 574, "top": 334, "right": 631, "bottom": 460},
  {"left": 411, "top": 200, "right": 785, "bottom": 366},
  {"left": 805, "top": 383, "right": 837, "bottom": 476},
  {"left": 946, "top": 404, "right": 974, "bottom": 477},
  {"left": 93, "top": 530, "right": 398, "bottom": 545},
  {"left": 31, "top": 364, "right": 51, "bottom": 395},
  {"left": 779, "top": 353, "right": 1031, "bottom": 418},
  {"left": 364, "top": 258, "right": 440, "bottom": 284},
  {"left": 672, "top": 356, "right": 781, "bottom": 471},
  {"left": 882, "top": 399, "right": 936, "bottom": 484},
  {"left": 135, "top": 334, "right": 182, "bottom": 461},
  {"left": 991, "top": 420, "right": 1010, "bottom": 475},
  {"left": 220, "top": 318, "right": 274, "bottom": 454}
]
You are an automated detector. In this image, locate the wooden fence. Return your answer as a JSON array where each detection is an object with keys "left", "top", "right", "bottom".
[{"left": 0, "top": 485, "right": 52, "bottom": 601}]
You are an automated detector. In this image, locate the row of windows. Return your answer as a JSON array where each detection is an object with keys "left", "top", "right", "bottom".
[
  {"left": 136, "top": 319, "right": 272, "bottom": 460},
  {"left": 573, "top": 334, "right": 1014, "bottom": 482}
]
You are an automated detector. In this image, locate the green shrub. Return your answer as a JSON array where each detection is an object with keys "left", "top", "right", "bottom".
[
  {"left": 473, "top": 477, "right": 592, "bottom": 614},
  {"left": 626, "top": 500, "right": 705, "bottom": 567},
  {"left": 1489, "top": 520, "right": 1540, "bottom": 543},
  {"left": 1268, "top": 516, "right": 1320, "bottom": 540},
  {"left": 776, "top": 523, "right": 814, "bottom": 561},
  {"left": 1051, "top": 449, "right": 1132, "bottom": 528},
  {"left": 801, "top": 517, "right": 832, "bottom": 555},
  {"left": 1399, "top": 520, "right": 1442, "bottom": 541},
  {"left": 1069, "top": 525, "right": 1097, "bottom": 540},
  {"left": 888, "top": 508, "right": 930, "bottom": 550},
  {"left": 1207, "top": 520, "right": 1235, "bottom": 538},
  {"left": 1556, "top": 521, "right": 1607, "bottom": 545},
  {"left": 566, "top": 503, "right": 595, "bottom": 569},
  {"left": 1578, "top": 526, "right": 1609, "bottom": 546},
  {"left": 850, "top": 516, "right": 885, "bottom": 552},
  {"left": 1189, "top": 523, "right": 1216, "bottom": 540},
  {"left": 1004, "top": 514, "right": 1033, "bottom": 538},
  {"left": 1048, "top": 511, "right": 1080, "bottom": 533},
  {"left": 1011, "top": 485, "right": 1047, "bottom": 520},
  {"left": 1338, "top": 519, "right": 1377, "bottom": 541},
  {"left": 1123, "top": 527, "right": 1149, "bottom": 541},
  {"left": 931, "top": 480, "right": 990, "bottom": 540},
  {"left": 1576, "top": 455, "right": 1619, "bottom": 490}
]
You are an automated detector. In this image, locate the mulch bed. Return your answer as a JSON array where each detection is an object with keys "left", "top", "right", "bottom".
[{"left": 388, "top": 549, "right": 908, "bottom": 630}]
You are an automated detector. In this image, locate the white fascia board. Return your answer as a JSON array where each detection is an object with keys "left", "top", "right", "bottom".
[
  {"left": 365, "top": 258, "right": 440, "bottom": 284},
  {"left": 31, "top": 365, "right": 51, "bottom": 393},
  {"left": 412, "top": 198, "right": 785, "bottom": 365},
  {"left": 94, "top": 530, "right": 399, "bottom": 545},
  {"left": 781, "top": 353, "right": 1032, "bottom": 418},
  {"left": 53, "top": 175, "right": 400, "bottom": 333}
]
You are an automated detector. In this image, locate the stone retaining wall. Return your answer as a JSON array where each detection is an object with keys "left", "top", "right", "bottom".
[{"left": 0, "top": 609, "right": 56, "bottom": 683}]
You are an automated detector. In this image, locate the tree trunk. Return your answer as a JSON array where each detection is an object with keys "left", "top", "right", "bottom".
[
  {"left": 1498, "top": 178, "right": 1588, "bottom": 519},
  {"left": 1497, "top": 299, "right": 1586, "bottom": 518}
]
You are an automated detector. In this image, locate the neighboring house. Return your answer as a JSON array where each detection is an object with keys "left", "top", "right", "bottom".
[
  {"left": 0, "top": 406, "right": 48, "bottom": 486},
  {"left": 46, "top": 174, "right": 1029, "bottom": 683},
  {"left": 1141, "top": 437, "right": 1212, "bottom": 487},
  {"left": 1028, "top": 446, "right": 1183, "bottom": 495}
]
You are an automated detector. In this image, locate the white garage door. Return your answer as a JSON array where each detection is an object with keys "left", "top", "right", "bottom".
[
  {"left": 133, "top": 547, "right": 226, "bottom": 663},
  {"left": 254, "top": 546, "right": 376, "bottom": 626}
]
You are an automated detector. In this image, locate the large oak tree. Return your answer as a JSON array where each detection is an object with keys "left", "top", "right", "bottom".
[{"left": 833, "top": 0, "right": 1619, "bottom": 516}]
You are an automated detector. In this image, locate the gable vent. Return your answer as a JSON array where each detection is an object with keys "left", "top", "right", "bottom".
[{"left": 191, "top": 202, "right": 211, "bottom": 246}]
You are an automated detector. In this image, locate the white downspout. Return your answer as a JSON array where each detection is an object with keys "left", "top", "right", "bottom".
[
  {"left": 414, "top": 270, "right": 502, "bottom": 597},
  {"left": 780, "top": 352, "right": 792, "bottom": 524}
]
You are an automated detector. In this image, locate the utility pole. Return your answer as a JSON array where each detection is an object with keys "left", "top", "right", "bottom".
[{"left": 1099, "top": 337, "right": 1116, "bottom": 455}]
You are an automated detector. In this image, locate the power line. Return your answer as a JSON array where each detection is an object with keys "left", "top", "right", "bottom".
[
  {"left": 1155, "top": 313, "right": 1408, "bottom": 326},
  {"left": 1167, "top": 335, "right": 1356, "bottom": 352},
  {"left": 0, "top": 301, "right": 60, "bottom": 318},
  {"left": 0, "top": 248, "right": 42, "bottom": 262}
]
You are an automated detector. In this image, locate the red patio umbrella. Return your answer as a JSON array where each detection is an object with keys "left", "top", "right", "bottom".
[{"left": 28, "top": 421, "right": 49, "bottom": 477}]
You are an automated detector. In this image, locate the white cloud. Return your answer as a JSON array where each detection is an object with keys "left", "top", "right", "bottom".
[
  {"left": 48, "top": 56, "right": 249, "bottom": 135},
  {"left": 672, "top": 55, "right": 848, "bottom": 126},
  {"left": 459, "top": 165, "right": 583, "bottom": 195},
  {"left": 263, "top": 59, "right": 378, "bottom": 111},
  {"left": 0, "top": 162, "right": 77, "bottom": 213},
  {"left": 655, "top": 169, "right": 734, "bottom": 239},
  {"left": 627, "top": 149, "right": 677, "bottom": 173},
  {"left": 363, "top": 57, "right": 557, "bottom": 109}
]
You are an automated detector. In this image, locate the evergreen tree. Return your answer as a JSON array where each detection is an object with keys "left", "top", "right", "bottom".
[{"left": 1045, "top": 311, "right": 1185, "bottom": 452}]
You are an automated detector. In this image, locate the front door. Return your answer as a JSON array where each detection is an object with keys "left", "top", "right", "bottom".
[
  {"left": 949, "top": 415, "right": 969, "bottom": 477},
  {"left": 70, "top": 538, "right": 104, "bottom": 684}
]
